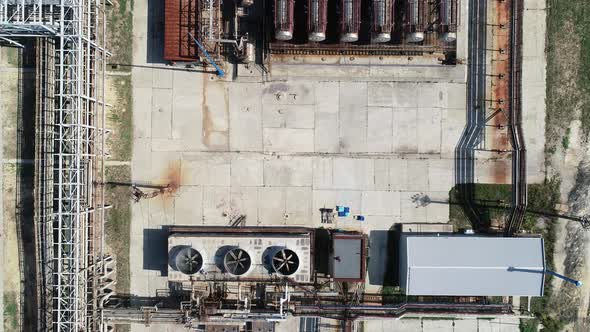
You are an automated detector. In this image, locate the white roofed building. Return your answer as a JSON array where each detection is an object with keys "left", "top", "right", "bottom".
[{"left": 399, "top": 235, "right": 545, "bottom": 296}]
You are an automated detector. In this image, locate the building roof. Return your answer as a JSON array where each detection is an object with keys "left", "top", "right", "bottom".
[
  {"left": 332, "top": 234, "right": 365, "bottom": 281},
  {"left": 400, "top": 235, "right": 545, "bottom": 296},
  {"left": 163, "top": 0, "right": 199, "bottom": 62}
]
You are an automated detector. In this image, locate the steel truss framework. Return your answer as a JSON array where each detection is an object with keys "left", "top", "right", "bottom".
[{"left": 0, "top": 0, "right": 109, "bottom": 330}]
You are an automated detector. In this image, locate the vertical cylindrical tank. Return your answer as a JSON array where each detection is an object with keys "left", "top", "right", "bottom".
[
  {"left": 340, "top": 0, "right": 361, "bottom": 42},
  {"left": 372, "top": 0, "right": 394, "bottom": 43},
  {"left": 308, "top": 0, "right": 328, "bottom": 42},
  {"left": 404, "top": 0, "right": 424, "bottom": 42},
  {"left": 275, "top": 0, "right": 295, "bottom": 41},
  {"left": 438, "top": 0, "right": 457, "bottom": 42},
  {"left": 243, "top": 42, "right": 256, "bottom": 63}
]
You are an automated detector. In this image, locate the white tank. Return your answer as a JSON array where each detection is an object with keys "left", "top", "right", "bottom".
[
  {"left": 372, "top": 32, "right": 391, "bottom": 43},
  {"left": 340, "top": 0, "right": 360, "bottom": 43},
  {"left": 439, "top": 31, "right": 457, "bottom": 43},
  {"left": 275, "top": 0, "right": 294, "bottom": 41},
  {"left": 308, "top": 0, "right": 327, "bottom": 42},
  {"left": 340, "top": 32, "right": 359, "bottom": 43},
  {"left": 243, "top": 42, "right": 255, "bottom": 63},
  {"left": 309, "top": 32, "right": 326, "bottom": 42},
  {"left": 275, "top": 30, "right": 293, "bottom": 41},
  {"left": 406, "top": 31, "right": 424, "bottom": 43},
  {"left": 372, "top": 0, "right": 393, "bottom": 43}
]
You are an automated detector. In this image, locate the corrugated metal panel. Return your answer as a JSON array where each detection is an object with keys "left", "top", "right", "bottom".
[
  {"left": 400, "top": 235, "right": 545, "bottom": 296},
  {"left": 164, "top": 0, "right": 199, "bottom": 62}
]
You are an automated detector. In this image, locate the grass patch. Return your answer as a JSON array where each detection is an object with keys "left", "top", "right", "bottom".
[
  {"left": 382, "top": 286, "right": 402, "bottom": 295},
  {"left": 114, "top": 324, "right": 131, "bottom": 332},
  {"left": 107, "top": 75, "right": 133, "bottom": 161},
  {"left": 574, "top": 1, "right": 590, "bottom": 139},
  {"left": 105, "top": 165, "right": 132, "bottom": 293},
  {"left": 521, "top": 178, "right": 561, "bottom": 233},
  {"left": 561, "top": 128, "right": 571, "bottom": 150},
  {"left": 519, "top": 318, "right": 538, "bottom": 332},
  {"left": 520, "top": 178, "right": 563, "bottom": 332},
  {"left": 106, "top": 0, "right": 134, "bottom": 69},
  {"left": 449, "top": 184, "right": 511, "bottom": 231},
  {"left": 487, "top": 296, "right": 504, "bottom": 304},
  {"left": 382, "top": 285, "right": 417, "bottom": 305},
  {"left": 1, "top": 48, "right": 20, "bottom": 68},
  {"left": 546, "top": 0, "right": 590, "bottom": 150},
  {"left": 450, "top": 180, "right": 561, "bottom": 234},
  {"left": 3, "top": 292, "right": 18, "bottom": 332}
]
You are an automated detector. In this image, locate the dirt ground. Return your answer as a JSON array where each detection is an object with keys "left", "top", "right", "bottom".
[
  {"left": 544, "top": 1, "right": 590, "bottom": 330},
  {"left": 2, "top": 165, "right": 21, "bottom": 332},
  {"left": 0, "top": 47, "right": 23, "bottom": 332}
]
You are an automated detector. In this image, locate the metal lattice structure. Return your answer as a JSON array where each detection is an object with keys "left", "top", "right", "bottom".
[
  {"left": 0, "top": 0, "right": 60, "bottom": 37},
  {"left": 0, "top": 0, "right": 109, "bottom": 330}
]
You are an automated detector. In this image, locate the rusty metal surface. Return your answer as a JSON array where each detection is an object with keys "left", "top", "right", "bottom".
[
  {"left": 308, "top": 0, "right": 328, "bottom": 36},
  {"left": 373, "top": 0, "right": 394, "bottom": 34},
  {"left": 164, "top": 0, "right": 199, "bottom": 62},
  {"left": 168, "top": 225, "right": 315, "bottom": 234},
  {"left": 439, "top": 0, "right": 460, "bottom": 34},
  {"left": 487, "top": 0, "right": 512, "bottom": 186},
  {"left": 269, "top": 40, "right": 453, "bottom": 56},
  {"left": 275, "top": 0, "right": 295, "bottom": 39},
  {"left": 340, "top": 0, "right": 361, "bottom": 35}
]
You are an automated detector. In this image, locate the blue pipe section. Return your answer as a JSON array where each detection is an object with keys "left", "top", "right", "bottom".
[
  {"left": 188, "top": 33, "right": 225, "bottom": 77},
  {"left": 546, "top": 269, "right": 583, "bottom": 287},
  {"left": 508, "top": 267, "right": 582, "bottom": 287}
]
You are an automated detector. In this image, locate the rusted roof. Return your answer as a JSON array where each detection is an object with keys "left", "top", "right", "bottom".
[{"left": 164, "top": 0, "right": 199, "bottom": 62}]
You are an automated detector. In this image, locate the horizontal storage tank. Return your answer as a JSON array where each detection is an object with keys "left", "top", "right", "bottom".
[
  {"left": 275, "top": 0, "right": 295, "bottom": 41},
  {"left": 404, "top": 0, "right": 424, "bottom": 43},
  {"left": 308, "top": 0, "right": 328, "bottom": 42},
  {"left": 340, "top": 0, "right": 361, "bottom": 42},
  {"left": 372, "top": 0, "right": 394, "bottom": 43},
  {"left": 242, "top": 42, "right": 255, "bottom": 63},
  {"left": 438, "top": 0, "right": 457, "bottom": 42}
]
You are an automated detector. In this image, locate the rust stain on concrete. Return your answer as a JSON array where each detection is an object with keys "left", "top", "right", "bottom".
[
  {"left": 163, "top": 161, "right": 182, "bottom": 194},
  {"left": 153, "top": 161, "right": 183, "bottom": 206},
  {"left": 488, "top": 0, "right": 512, "bottom": 153},
  {"left": 492, "top": 157, "right": 511, "bottom": 184},
  {"left": 201, "top": 75, "right": 229, "bottom": 149},
  {"left": 202, "top": 75, "right": 212, "bottom": 147}
]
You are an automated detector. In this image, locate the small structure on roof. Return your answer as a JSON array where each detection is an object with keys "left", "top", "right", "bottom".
[
  {"left": 399, "top": 235, "right": 545, "bottom": 296},
  {"left": 330, "top": 233, "right": 366, "bottom": 282}
]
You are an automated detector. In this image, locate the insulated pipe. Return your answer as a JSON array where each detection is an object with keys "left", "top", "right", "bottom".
[
  {"left": 340, "top": 0, "right": 361, "bottom": 42},
  {"left": 405, "top": 0, "right": 424, "bottom": 42},
  {"left": 439, "top": 0, "right": 457, "bottom": 42},
  {"left": 372, "top": 0, "right": 393, "bottom": 43},
  {"left": 308, "top": 0, "right": 327, "bottom": 42},
  {"left": 275, "top": 0, "right": 295, "bottom": 40}
]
